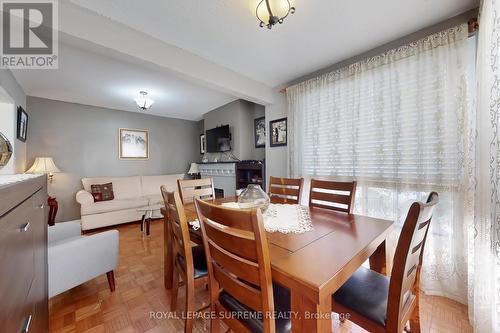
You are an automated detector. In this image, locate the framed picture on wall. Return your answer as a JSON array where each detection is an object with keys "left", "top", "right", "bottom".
[
  {"left": 270, "top": 117, "right": 287, "bottom": 147},
  {"left": 254, "top": 116, "right": 266, "bottom": 148},
  {"left": 200, "top": 134, "right": 206, "bottom": 154},
  {"left": 119, "top": 128, "right": 149, "bottom": 160},
  {"left": 16, "top": 106, "right": 28, "bottom": 142}
]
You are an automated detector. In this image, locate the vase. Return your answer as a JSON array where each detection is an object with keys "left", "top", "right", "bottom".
[{"left": 238, "top": 184, "right": 270, "bottom": 212}]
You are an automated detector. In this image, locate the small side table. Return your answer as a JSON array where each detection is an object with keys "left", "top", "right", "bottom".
[
  {"left": 137, "top": 204, "right": 163, "bottom": 236},
  {"left": 48, "top": 196, "right": 58, "bottom": 226}
]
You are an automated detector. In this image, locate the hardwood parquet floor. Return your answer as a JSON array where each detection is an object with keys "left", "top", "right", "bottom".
[{"left": 49, "top": 220, "right": 473, "bottom": 333}]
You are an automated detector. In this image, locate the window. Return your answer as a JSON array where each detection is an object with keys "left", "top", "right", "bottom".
[{"left": 287, "top": 25, "right": 475, "bottom": 303}]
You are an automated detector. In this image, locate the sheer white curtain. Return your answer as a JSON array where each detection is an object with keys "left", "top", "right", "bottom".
[
  {"left": 287, "top": 24, "right": 474, "bottom": 304},
  {"left": 471, "top": 0, "right": 500, "bottom": 331}
]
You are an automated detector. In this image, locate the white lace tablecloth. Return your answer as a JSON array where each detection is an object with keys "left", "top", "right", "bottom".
[{"left": 220, "top": 203, "right": 313, "bottom": 234}]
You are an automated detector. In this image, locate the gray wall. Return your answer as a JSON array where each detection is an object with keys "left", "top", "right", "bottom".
[
  {"left": 0, "top": 69, "right": 27, "bottom": 173},
  {"left": 0, "top": 70, "right": 26, "bottom": 109},
  {"left": 26, "top": 97, "right": 200, "bottom": 222},
  {"left": 203, "top": 99, "right": 265, "bottom": 161},
  {"left": 240, "top": 100, "right": 265, "bottom": 161},
  {"left": 265, "top": 92, "right": 287, "bottom": 184}
]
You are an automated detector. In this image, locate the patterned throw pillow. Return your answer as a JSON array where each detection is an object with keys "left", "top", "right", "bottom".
[{"left": 90, "top": 183, "right": 115, "bottom": 202}]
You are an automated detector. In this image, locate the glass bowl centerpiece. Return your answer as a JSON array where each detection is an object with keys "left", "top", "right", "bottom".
[{"left": 237, "top": 184, "right": 270, "bottom": 212}]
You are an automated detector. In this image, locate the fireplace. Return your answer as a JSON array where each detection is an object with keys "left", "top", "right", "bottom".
[{"left": 214, "top": 188, "right": 224, "bottom": 199}]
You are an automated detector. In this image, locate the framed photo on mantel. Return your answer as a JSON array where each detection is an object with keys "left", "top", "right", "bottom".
[{"left": 119, "top": 128, "right": 149, "bottom": 160}]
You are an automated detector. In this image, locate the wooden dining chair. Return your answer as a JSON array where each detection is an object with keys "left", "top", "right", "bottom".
[
  {"left": 268, "top": 176, "right": 304, "bottom": 204},
  {"left": 308, "top": 179, "right": 357, "bottom": 213},
  {"left": 161, "top": 186, "right": 209, "bottom": 333},
  {"left": 177, "top": 178, "right": 215, "bottom": 204},
  {"left": 194, "top": 198, "right": 291, "bottom": 333},
  {"left": 332, "top": 192, "right": 439, "bottom": 333}
]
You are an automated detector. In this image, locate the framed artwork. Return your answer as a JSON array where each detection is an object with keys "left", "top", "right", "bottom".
[
  {"left": 270, "top": 117, "right": 287, "bottom": 147},
  {"left": 254, "top": 116, "right": 266, "bottom": 148},
  {"left": 200, "top": 134, "right": 206, "bottom": 154},
  {"left": 119, "top": 128, "right": 149, "bottom": 160},
  {"left": 17, "top": 106, "right": 28, "bottom": 142}
]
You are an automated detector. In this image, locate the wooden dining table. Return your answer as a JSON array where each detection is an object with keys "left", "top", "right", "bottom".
[{"left": 162, "top": 198, "right": 393, "bottom": 333}]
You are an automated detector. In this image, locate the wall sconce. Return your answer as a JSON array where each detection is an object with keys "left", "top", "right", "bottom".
[{"left": 26, "top": 157, "right": 61, "bottom": 183}]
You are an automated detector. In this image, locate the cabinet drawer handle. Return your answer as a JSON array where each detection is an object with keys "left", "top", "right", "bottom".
[
  {"left": 22, "top": 314, "right": 32, "bottom": 333},
  {"left": 20, "top": 222, "right": 30, "bottom": 232}
]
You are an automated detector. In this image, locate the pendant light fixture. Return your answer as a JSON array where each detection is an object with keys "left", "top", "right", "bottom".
[
  {"left": 134, "top": 91, "right": 154, "bottom": 111},
  {"left": 256, "top": 0, "right": 295, "bottom": 29}
]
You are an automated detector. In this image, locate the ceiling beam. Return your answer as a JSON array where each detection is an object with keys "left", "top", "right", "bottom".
[{"left": 57, "top": 2, "right": 275, "bottom": 105}]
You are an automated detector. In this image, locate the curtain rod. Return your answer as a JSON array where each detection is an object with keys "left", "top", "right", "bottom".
[
  {"left": 468, "top": 18, "right": 479, "bottom": 34},
  {"left": 280, "top": 9, "right": 479, "bottom": 93}
]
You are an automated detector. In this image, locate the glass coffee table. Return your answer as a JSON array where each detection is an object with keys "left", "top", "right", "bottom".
[{"left": 137, "top": 204, "right": 164, "bottom": 236}]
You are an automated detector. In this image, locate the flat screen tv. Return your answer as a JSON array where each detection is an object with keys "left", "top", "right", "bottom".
[{"left": 206, "top": 125, "right": 231, "bottom": 153}]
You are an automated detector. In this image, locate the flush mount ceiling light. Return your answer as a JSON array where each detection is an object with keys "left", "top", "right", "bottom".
[
  {"left": 134, "top": 91, "right": 154, "bottom": 111},
  {"left": 256, "top": 0, "right": 295, "bottom": 29}
]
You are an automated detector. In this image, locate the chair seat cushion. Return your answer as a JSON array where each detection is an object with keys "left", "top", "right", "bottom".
[
  {"left": 333, "top": 266, "right": 389, "bottom": 326},
  {"left": 176, "top": 245, "right": 208, "bottom": 279},
  {"left": 218, "top": 282, "right": 291, "bottom": 333}
]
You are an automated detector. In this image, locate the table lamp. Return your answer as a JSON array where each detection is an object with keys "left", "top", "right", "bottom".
[
  {"left": 26, "top": 157, "right": 61, "bottom": 183},
  {"left": 187, "top": 162, "right": 200, "bottom": 179}
]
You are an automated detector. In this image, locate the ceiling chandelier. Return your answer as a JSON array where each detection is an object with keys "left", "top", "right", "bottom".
[
  {"left": 134, "top": 91, "right": 154, "bottom": 111},
  {"left": 256, "top": 0, "right": 295, "bottom": 29}
]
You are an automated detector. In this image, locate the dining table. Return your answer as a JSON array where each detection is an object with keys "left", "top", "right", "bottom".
[{"left": 161, "top": 197, "right": 393, "bottom": 333}]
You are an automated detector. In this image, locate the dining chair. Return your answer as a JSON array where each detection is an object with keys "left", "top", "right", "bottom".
[
  {"left": 332, "top": 192, "right": 439, "bottom": 333},
  {"left": 161, "top": 186, "right": 209, "bottom": 333},
  {"left": 308, "top": 179, "right": 357, "bottom": 213},
  {"left": 177, "top": 178, "right": 215, "bottom": 204},
  {"left": 268, "top": 176, "right": 304, "bottom": 204},
  {"left": 194, "top": 198, "right": 291, "bottom": 333}
]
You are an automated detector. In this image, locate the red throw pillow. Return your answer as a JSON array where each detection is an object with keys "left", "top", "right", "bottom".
[{"left": 90, "top": 183, "right": 115, "bottom": 202}]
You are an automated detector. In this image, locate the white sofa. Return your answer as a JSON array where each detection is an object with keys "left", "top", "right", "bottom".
[
  {"left": 48, "top": 220, "right": 119, "bottom": 297},
  {"left": 76, "top": 174, "right": 184, "bottom": 231}
]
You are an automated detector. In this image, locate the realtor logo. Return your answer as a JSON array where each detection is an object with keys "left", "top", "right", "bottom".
[{"left": 1, "top": 0, "right": 58, "bottom": 68}]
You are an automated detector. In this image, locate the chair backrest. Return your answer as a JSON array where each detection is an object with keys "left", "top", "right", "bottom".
[
  {"left": 386, "top": 192, "right": 439, "bottom": 333},
  {"left": 268, "top": 176, "right": 304, "bottom": 204},
  {"left": 177, "top": 178, "right": 215, "bottom": 204},
  {"left": 194, "top": 198, "right": 275, "bottom": 333},
  {"left": 160, "top": 186, "right": 194, "bottom": 279},
  {"left": 308, "top": 179, "right": 357, "bottom": 213}
]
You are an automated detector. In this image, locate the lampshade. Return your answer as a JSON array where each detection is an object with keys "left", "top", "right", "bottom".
[
  {"left": 26, "top": 157, "right": 61, "bottom": 174},
  {"left": 256, "top": 0, "right": 295, "bottom": 29},
  {"left": 187, "top": 163, "right": 199, "bottom": 174}
]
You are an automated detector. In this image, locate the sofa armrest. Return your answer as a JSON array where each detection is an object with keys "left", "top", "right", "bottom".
[
  {"left": 48, "top": 230, "right": 119, "bottom": 297},
  {"left": 48, "top": 220, "right": 82, "bottom": 244},
  {"left": 76, "top": 190, "right": 94, "bottom": 206}
]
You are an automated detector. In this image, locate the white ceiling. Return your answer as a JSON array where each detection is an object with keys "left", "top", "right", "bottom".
[
  {"left": 11, "top": 0, "right": 478, "bottom": 120},
  {"left": 11, "top": 40, "right": 236, "bottom": 121},
  {"left": 69, "top": 0, "right": 478, "bottom": 87}
]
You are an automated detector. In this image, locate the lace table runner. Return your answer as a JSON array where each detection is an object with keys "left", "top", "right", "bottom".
[{"left": 220, "top": 203, "right": 313, "bottom": 234}]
